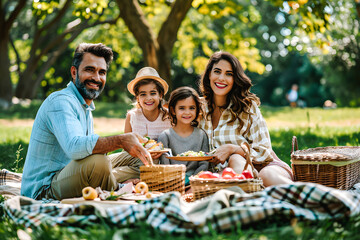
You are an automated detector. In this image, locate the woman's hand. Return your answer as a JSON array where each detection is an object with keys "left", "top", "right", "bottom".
[
  {"left": 150, "top": 152, "right": 163, "bottom": 160},
  {"left": 210, "top": 144, "right": 239, "bottom": 165}
]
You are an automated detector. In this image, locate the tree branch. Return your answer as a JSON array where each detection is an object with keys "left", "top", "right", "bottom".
[
  {"left": 116, "top": 0, "right": 157, "bottom": 52},
  {"left": 157, "top": 0, "right": 193, "bottom": 52},
  {"left": 9, "top": 36, "right": 22, "bottom": 77},
  {"left": 3, "top": 0, "right": 27, "bottom": 33},
  {"left": 38, "top": 0, "right": 72, "bottom": 34}
]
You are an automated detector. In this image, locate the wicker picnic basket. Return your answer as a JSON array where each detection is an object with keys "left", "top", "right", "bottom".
[
  {"left": 291, "top": 136, "right": 360, "bottom": 190},
  {"left": 190, "top": 143, "right": 264, "bottom": 200},
  {"left": 140, "top": 164, "right": 186, "bottom": 194}
]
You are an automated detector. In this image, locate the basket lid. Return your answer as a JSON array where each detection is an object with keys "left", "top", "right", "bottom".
[{"left": 291, "top": 146, "right": 360, "bottom": 162}]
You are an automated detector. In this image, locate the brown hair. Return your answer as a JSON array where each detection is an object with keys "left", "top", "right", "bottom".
[
  {"left": 199, "top": 51, "right": 260, "bottom": 129},
  {"left": 72, "top": 43, "right": 113, "bottom": 70},
  {"left": 168, "top": 86, "right": 202, "bottom": 127},
  {"left": 133, "top": 79, "right": 168, "bottom": 121}
]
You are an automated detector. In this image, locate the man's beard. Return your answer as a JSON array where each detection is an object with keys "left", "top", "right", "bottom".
[{"left": 75, "top": 74, "right": 104, "bottom": 101}]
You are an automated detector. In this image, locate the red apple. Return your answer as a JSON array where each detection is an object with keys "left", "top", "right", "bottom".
[
  {"left": 222, "top": 167, "right": 236, "bottom": 178},
  {"left": 212, "top": 173, "right": 220, "bottom": 178},
  {"left": 222, "top": 174, "right": 234, "bottom": 179},
  {"left": 198, "top": 171, "right": 218, "bottom": 179},
  {"left": 234, "top": 174, "right": 246, "bottom": 180},
  {"left": 242, "top": 170, "right": 253, "bottom": 179}
]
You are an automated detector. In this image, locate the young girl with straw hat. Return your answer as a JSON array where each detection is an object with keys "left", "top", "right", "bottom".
[{"left": 124, "top": 67, "right": 172, "bottom": 161}]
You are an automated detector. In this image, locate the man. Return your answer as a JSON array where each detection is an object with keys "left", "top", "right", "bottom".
[{"left": 21, "top": 43, "right": 152, "bottom": 200}]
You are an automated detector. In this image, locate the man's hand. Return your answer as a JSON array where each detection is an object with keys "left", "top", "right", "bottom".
[{"left": 120, "top": 133, "right": 153, "bottom": 165}]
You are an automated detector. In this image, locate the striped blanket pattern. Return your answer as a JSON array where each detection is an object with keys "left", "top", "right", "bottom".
[{"left": 4, "top": 182, "right": 360, "bottom": 234}]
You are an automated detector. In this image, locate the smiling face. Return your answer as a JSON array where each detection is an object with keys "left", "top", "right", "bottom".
[
  {"left": 173, "top": 96, "right": 197, "bottom": 126},
  {"left": 71, "top": 53, "right": 107, "bottom": 105},
  {"left": 136, "top": 82, "right": 161, "bottom": 113},
  {"left": 209, "top": 59, "right": 234, "bottom": 101}
]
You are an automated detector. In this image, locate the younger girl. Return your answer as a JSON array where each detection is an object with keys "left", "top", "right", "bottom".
[
  {"left": 124, "top": 67, "right": 172, "bottom": 160},
  {"left": 158, "top": 87, "right": 209, "bottom": 184}
]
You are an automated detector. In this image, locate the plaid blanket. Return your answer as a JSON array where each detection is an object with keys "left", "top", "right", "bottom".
[
  {"left": 4, "top": 182, "right": 360, "bottom": 234},
  {"left": 0, "top": 169, "right": 22, "bottom": 197}
]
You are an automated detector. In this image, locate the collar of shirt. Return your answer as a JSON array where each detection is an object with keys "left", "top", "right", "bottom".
[{"left": 67, "top": 81, "right": 96, "bottom": 111}]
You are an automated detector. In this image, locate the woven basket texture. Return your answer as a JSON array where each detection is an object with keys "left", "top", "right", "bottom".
[
  {"left": 140, "top": 165, "right": 186, "bottom": 194},
  {"left": 190, "top": 142, "right": 264, "bottom": 200},
  {"left": 190, "top": 177, "right": 263, "bottom": 200},
  {"left": 291, "top": 136, "right": 360, "bottom": 190}
]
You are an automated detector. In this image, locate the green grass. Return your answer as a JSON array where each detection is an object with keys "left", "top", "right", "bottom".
[{"left": 1, "top": 104, "right": 360, "bottom": 239}]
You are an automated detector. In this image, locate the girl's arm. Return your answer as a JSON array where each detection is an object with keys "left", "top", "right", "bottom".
[
  {"left": 124, "top": 112, "right": 132, "bottom": 133},
  {"left": 158, "top": 131, "right": 170, "bottom": 165}
]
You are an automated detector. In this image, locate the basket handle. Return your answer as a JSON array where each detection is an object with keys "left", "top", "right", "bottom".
[
  {"left": 241, "top": 142, "right": 259, "bottom": 179},
  {"left": 292, "top": 136, "right": 298, "bottom": 153}
]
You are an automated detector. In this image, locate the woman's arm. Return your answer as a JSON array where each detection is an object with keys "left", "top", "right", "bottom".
[{"left": 209, "top": 144, "right": 245, "bottom": 165}]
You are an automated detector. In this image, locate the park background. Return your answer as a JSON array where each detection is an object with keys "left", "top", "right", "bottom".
[
  {"left": 1, "top": 0, "right": 360, "bottom": 239},
  {"left": 1, "top": 0, "right": 359, "bottom": 109}
]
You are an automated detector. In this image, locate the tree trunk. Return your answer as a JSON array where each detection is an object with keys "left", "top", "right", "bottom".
[
  {"left": 0, "top": 0, "right": 27, "bottom": 108},
  {"left": 15, "top": 55, "right": 41, "bottom": 99},
  {"left": 356, "top": 0, "right": 360, "bottom": 18},
  {"left": 0, "top": 36, "right": 13, "bottom": 108},
  {"left": 117, "top": 0, "right": 193, "bottom": 92}
]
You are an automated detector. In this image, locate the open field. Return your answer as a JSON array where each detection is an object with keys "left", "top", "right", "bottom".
[{"left": 1, "top": 104, "right": 360, "bottom": 239}]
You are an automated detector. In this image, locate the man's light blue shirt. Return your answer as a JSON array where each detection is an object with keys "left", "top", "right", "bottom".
[{"left": 21, "top": 81, "right": 99, "bottom": 199}]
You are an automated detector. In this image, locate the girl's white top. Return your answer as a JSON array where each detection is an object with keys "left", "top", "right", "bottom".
[{"left": 127, "top": 108, "right": 172, "bottom": 140}]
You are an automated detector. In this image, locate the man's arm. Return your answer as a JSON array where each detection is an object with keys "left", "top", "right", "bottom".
[{"left": 93, "top": 132, "right": 152, "bottom": 165}]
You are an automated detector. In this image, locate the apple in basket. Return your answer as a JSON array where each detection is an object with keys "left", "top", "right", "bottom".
[
  {"left": 241, "top": 170, "right": 253, "bottom": 179},
  {"left": 197, "top": 171, "right": 219, "bottom": 179},
  {"left": 222, "top": 167, "right": 236, "bottom": 178}
]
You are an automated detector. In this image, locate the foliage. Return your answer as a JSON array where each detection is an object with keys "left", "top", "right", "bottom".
[
  {"left": 272, "top": 0, "right": 360, "bottom": 106},
  {"left": 3, "top": 0, "right": 360, "bottom": 110}
]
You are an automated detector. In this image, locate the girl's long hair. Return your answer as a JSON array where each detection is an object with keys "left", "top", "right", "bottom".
[
  {"left": 133, "top": 79, "right": 168, "bottom": 121},
  {"left": 199, "top": 51, "right": 260, "bottom": 129},
  {"left": 168, "top": 86, "right": 202, "bottom": 127}
]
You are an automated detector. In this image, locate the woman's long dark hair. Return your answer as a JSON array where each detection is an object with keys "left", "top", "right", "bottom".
[
  {"left": 199, "top": 51, "right": 260, "bottom": 129},
  {"left": 133, "top": 79, "right": 168, "bottom": 121},
  {"left": 168, "top": 86, "right": 202, "bottom": 127}
]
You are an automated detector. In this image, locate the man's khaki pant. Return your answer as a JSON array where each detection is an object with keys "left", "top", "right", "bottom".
[{"left": 39, "top": 152, "right": 143, "bottom": 200}]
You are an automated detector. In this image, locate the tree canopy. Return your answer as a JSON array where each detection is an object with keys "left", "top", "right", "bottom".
[{"left": 1, "top": 0, "right": 359, "bottom": 108}]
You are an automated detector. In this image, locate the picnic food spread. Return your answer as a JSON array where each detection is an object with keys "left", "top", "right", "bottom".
[
  {"left": 176, "top": 150, "right": 209, "bottom": 157},
  {"left": 143, "top": 138, "right": 165, "bottom": 151},
  {"left": 194, "top": 167, "right": 254, "bottom": 180},
  {"left": 134, "top": 181, "right": 149, "bottom": 194},
  {"left": 82, "top": 186, "right": 97, "bottom": 200},
  {"left": 80, "top": 182, "right": 158, "bottom": 202}
]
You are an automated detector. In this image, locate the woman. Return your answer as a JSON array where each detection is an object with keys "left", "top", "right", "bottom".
[{"left": 199, "top": 51, "right": 293, "bottom": 186}]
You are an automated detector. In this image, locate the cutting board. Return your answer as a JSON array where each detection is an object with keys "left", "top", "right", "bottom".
[{"left": 61, "top": 197, "right": 138, "bottom": 205}]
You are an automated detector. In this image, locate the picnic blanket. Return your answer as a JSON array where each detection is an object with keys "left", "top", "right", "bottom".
[
  {"left": 0, "top": 169, "right": 22, "bottom": 198},
  {"left": 4, "top": 182, "right": 360, "bottom": 234}
]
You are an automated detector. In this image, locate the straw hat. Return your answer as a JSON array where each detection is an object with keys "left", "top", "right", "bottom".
[{"left": 127, "top": 67, "right": 169, "bottom": 96}]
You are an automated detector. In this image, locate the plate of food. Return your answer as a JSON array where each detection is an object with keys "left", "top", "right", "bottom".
[
  {"left": 120, "top": 192, "right": 163, "bottom": 201},
  {"left": 148, "top": 148, "right": 171, "bottom": 154},
  {"left": 166, "top": 156, "right": 213, "bottom": 161},
  {"left": 166, "top": 151, "right": 213, "bottom": 161}
]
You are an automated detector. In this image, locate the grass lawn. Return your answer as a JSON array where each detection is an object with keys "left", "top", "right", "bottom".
[{"left": 1, "top": 102, "right": 360, "bottom": 239}]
